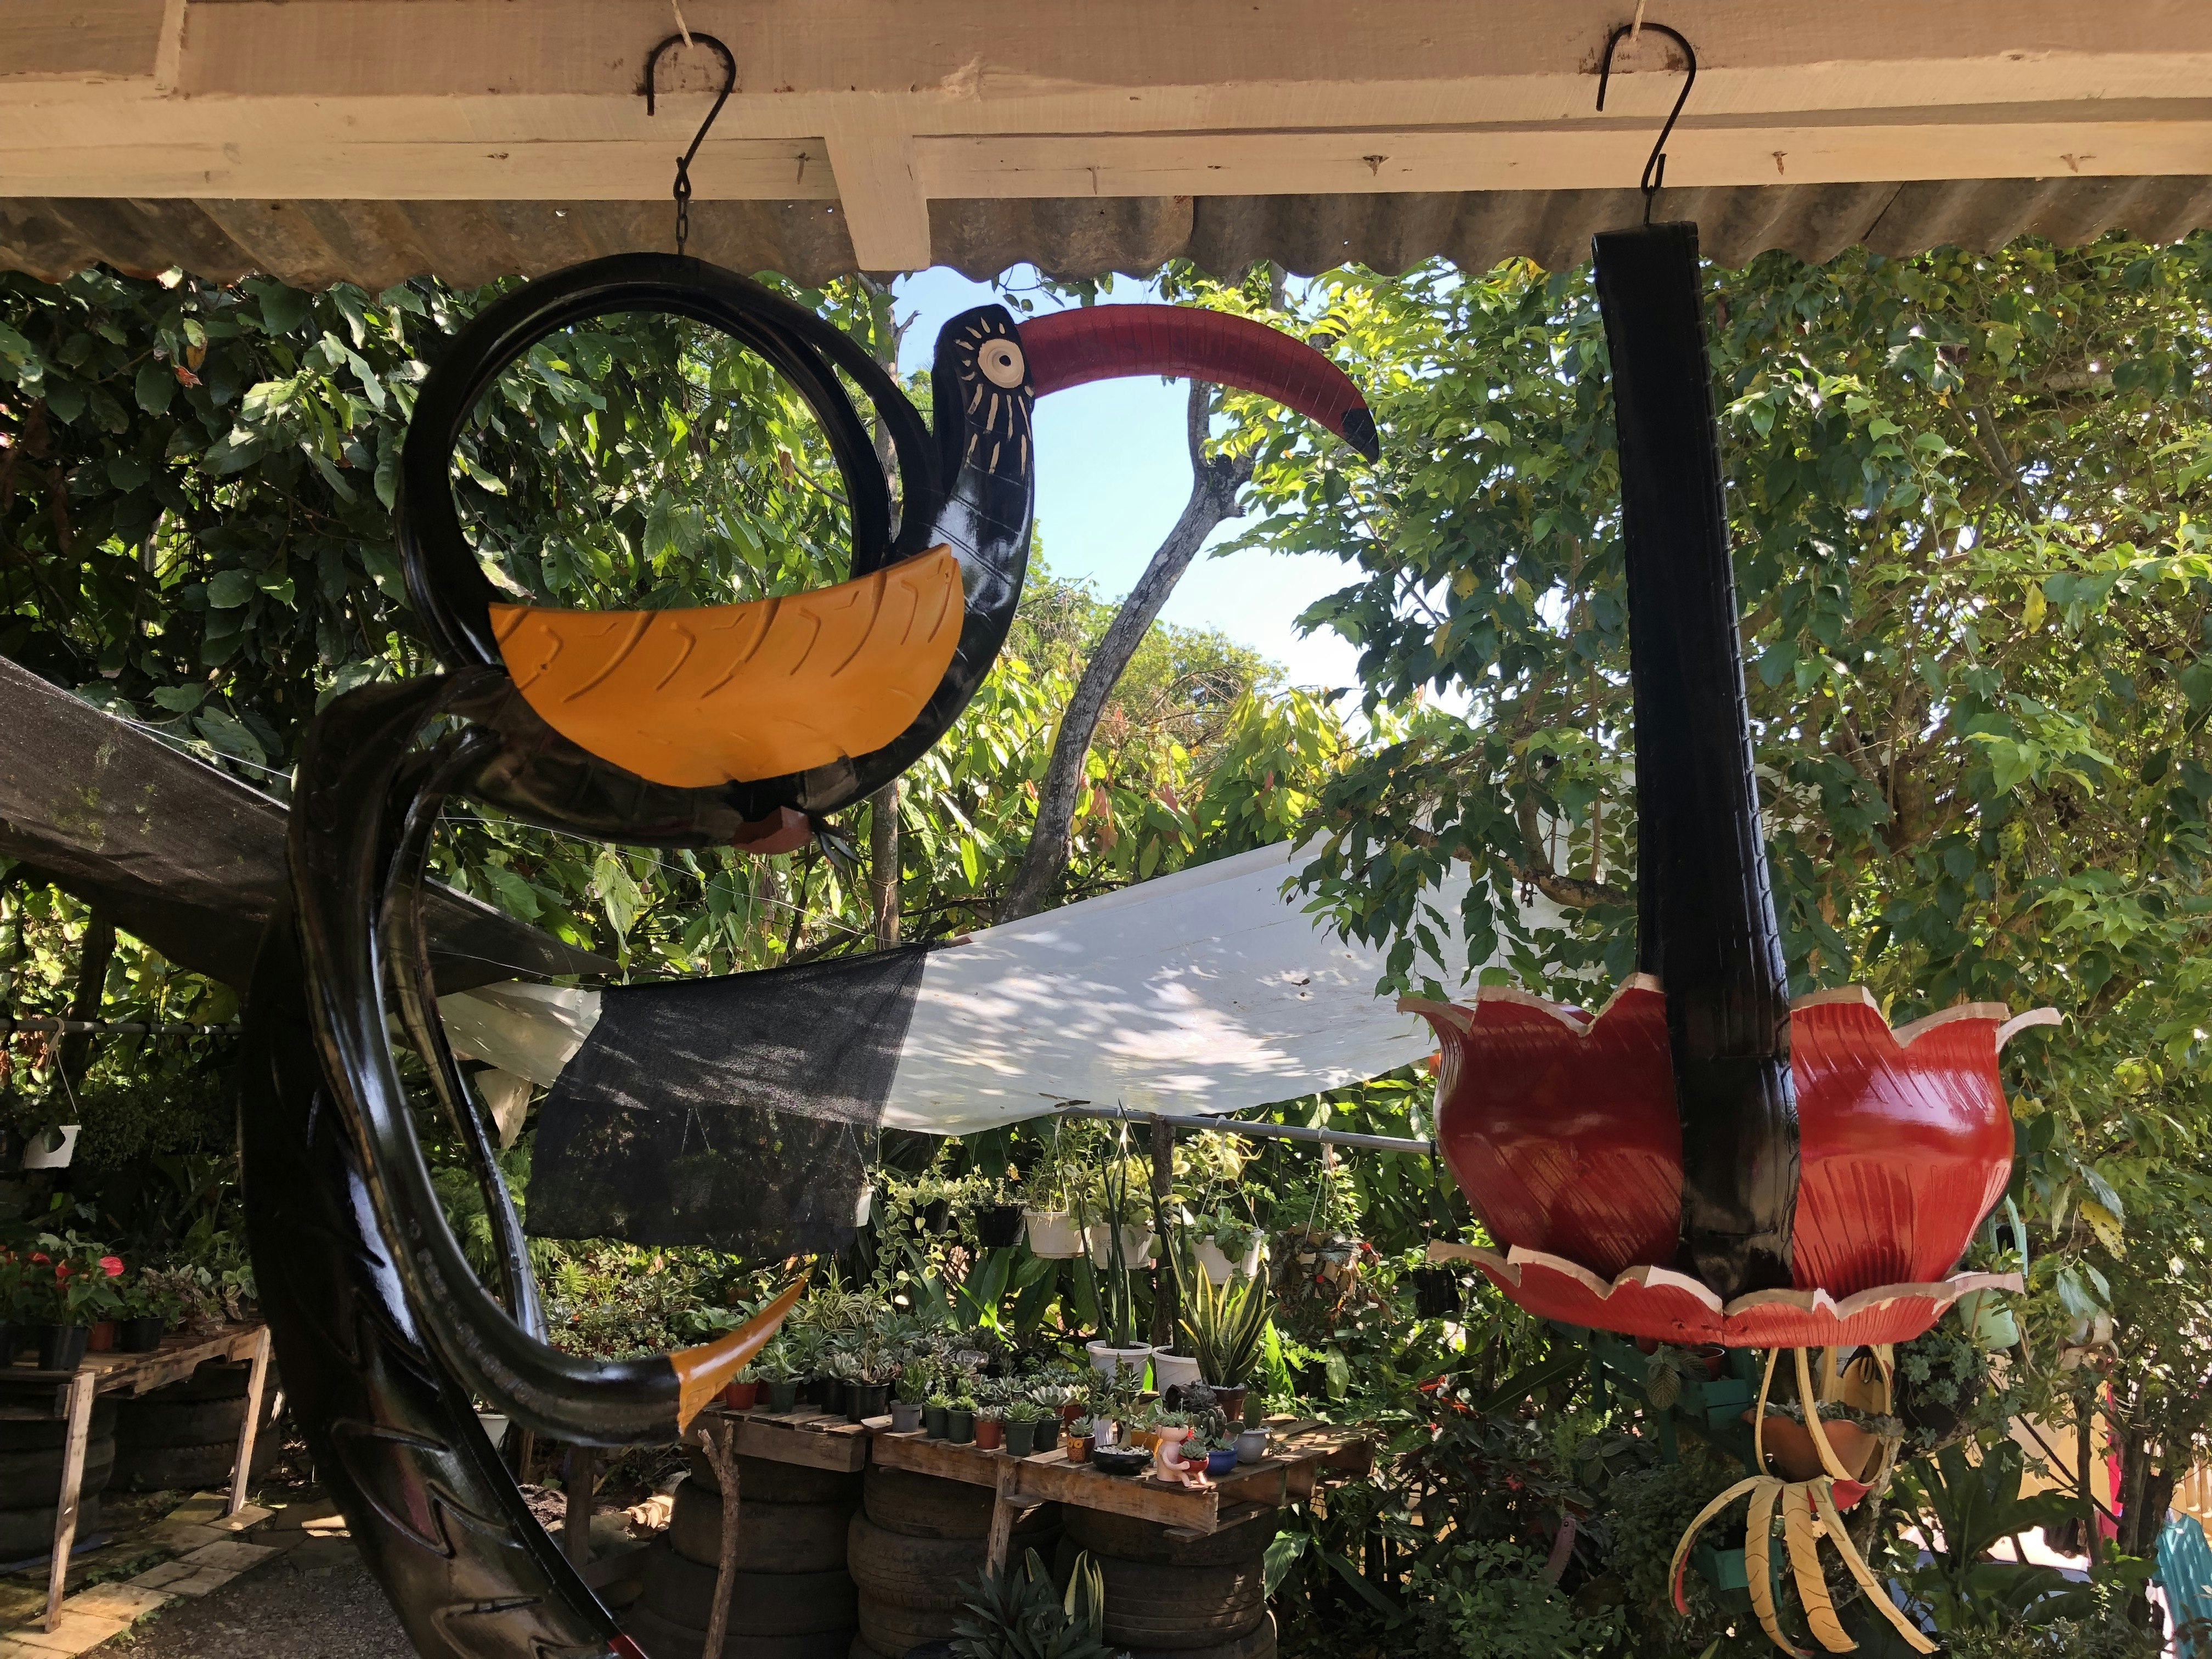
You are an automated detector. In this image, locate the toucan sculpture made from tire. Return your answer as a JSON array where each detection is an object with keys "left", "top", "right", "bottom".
[{"left": 236, "top": 253, "right": 1376, "bottom": 1659}]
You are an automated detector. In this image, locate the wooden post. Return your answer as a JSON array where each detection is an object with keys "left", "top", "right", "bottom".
[
  {"left": 44, "top": 1370, "right": 97, "bottom": 1630},
  {"left": 228, "top": 1325, "right": 273, "bottom": 1517},
  {"left": 694, "top": 1419, "right": 741, "bottom": 1659},
  {"left": 563, "top": 1446, "right": 596, "bottom": 1572},
  {"left": 983, "top": 1458, "right": 1022, "bottom": 1578},
  {"left": 1148, "top": 1115, "right": 1177, "bottom": 1353}
]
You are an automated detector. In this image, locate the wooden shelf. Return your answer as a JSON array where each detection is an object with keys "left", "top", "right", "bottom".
[
  {"left": 0, "top": 1324, "right": 268, "bottom": 1420},
  {"left": 707, "top": 1405, "right": 875, "bottom": 1474}
]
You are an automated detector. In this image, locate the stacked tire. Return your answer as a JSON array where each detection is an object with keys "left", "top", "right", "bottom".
[
  {"left": 622, "top": 1450, "right": 861, "bottom": 1659},
  {"left": 112, "top": 1359, "right": 281, "bottom": 1492},
  {"left": 0, "top": 1400, "right": 117, "bottom": 1564},
  {"left": 1056, "top": 1506, "right": 1279, "bottom": 1659},
  {"left": 848, "top": 1467, "right": 1058, "bottom": 1659}
]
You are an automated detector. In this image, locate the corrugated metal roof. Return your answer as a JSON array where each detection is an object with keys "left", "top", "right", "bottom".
[{"left": 5, "top": 176, "right": 2211, "bottom": 290}]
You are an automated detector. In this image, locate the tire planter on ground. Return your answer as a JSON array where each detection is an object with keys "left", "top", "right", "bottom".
[
  {"left": 0, "top": 1408, "right": 121, "bottom": 1564},
  {"left": 112, "top": 1358, "right": 283, "bottom": 1492},
  {"left": 668, "top": 1477, "right": 852, "bottom": 1573},
  {"left": 1124, "top": 1612, "right": 1278, "bottom": 1659},
  {"left": 1057, "top": 1508, "right": 1274, "bottom": 1654},
  {"left": 847, "top": 1468, "right": 1059, "bottom": 1658},
  {"left": 637, "top": 1545, "right": 856, "bottom": 1635},
  {"left": 0, "top": 1498, "right": 101, "bottom": 1564},
  {"left": 0, "top": 1401, "right": 117, "bottom": 1450},
  {"left": 110, "top": 1429, "right": 279, "bottom": 1494},
  {"left": 622, "top": 1601, "right": 855, "bottom": 1659},
  {"left": 0, "top": 1435, "right": 117, "bottom": 1498},
  {"left": 1064, "top": 1504, "right": 1281, "bottom": 1566},
  {"left": 685, "top": 1448, "right": 862, "bottom": 1507}
]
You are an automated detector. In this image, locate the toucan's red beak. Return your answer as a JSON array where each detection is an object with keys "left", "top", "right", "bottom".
[{"left": 1017, "top": 305, "right": 1380, "bottom": 461}]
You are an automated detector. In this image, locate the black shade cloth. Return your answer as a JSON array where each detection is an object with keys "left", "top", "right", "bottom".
[
  {"left": 526, "top": 943, "right": 931, "bottom": 1254},
  {"left": 0, "top": 655, "right": 616, "bottom": 991}
]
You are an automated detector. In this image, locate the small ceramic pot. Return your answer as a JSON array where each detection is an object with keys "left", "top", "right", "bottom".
[
  {"left": 120, "top": 1316, "right": 166, "bottom": 1354},
  {"left": 1024, "top": 1209, "right": 1084, "bottom": 1259},
  {"left": 1235, "top": 1427, "right": 1268, "bottom": 1464},
  {"left": 847, "top": 1383, "right": 890, "bottom": 1424},
  {"left": 1151, "top": 1351, "right": 1203, "bottom": 1393},
  {"left": 1090, "top": 1416, "right": 1116, "bottom": 1446},
  {"left": 977, "top": 1204, "right": 1025, "bottom": 1248},
  {"left": 1034, "top": 1417, "right": 1060, "bottom": 1454},
  {"left": 1688, "top": 1345, "right": 1727, "bottom": 1381},
  {"left": 1003, "top": 1420, "right": 1037, "bottom": 1458},
  {"left": 721, "top": 1379, "right": 760, "bottom": 1410},
  {"left": 891, "top": 1400, "right": 925, "bottom": 1433},
  {"left": 1205, "top": 1447, "right": 1239, "bottom": 1476},
  {"left": 1212, "top": 1384, "right": 1248, "bottom": 1421},
  {"left": 975, "top": 1417, "right": 1006, "bottom": 1451},
  {"left": 1093, "top": 1446, "right": 1150, "bottom": 1477},
  {"left": 87, "top": 1321, "right": 116, "bottom": 1353},
  {"left": 1747, "top": 1411, "right": 1880, "bottom": 1483},
  {"left": 38, "top": 1324, "right": 89, "bottom": 1373},
  {"left": 1068, "top": 1435, "right": 1094, "bottom": 1464},
  {"left": 946, "top": 1407, "right": 975, "bottom": 1445},
  {"left": 923, "top": 1403, "right": 949, "bottom": 1438},
  {"left": 765, "top": 1378, "right": 801, "bottom": 1412}
]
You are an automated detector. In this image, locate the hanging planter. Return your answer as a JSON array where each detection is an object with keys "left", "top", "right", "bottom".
[
  {"left": 1023, "top": 1208, "right": 1083, "bottom": 1258},
  {"left": 977, "top": 1204, "right": 1025, "bottom": 1248},
  {"left": 1194, "top": 1237, "right": 1263, "bottom": 1285},
  {"left": 1089, "top": 1224, "right": 1154, "bottom": 1270}
]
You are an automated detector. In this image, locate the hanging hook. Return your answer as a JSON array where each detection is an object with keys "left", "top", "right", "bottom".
[
  {"left": 1594, "top": 20, "right": 1697, "bottom": 225},
  {"left": 644, "top": 31, "right": 738, "bottom": 257}
]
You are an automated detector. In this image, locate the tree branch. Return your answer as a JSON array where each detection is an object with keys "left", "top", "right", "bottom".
[{"left": 995, "top": 383, "right": 1254, "bottom": 923}]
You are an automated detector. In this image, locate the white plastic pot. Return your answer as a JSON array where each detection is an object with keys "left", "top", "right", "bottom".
[
  {"left": 20, "top": 1125, "right": 79, "bottom": 1170},
  {"left": 1150, "top": 1350, "right": 1203, "bottom": 1392},
  {"left": 1086, "top": 1340, "right": 1154, "bottom": 1388},
  {"left": 1089, "top": 1224, "right": 1155, "bottom": 1269},
  {"left": 1194, "top": 1238, "right": 1264, "bottom": 1284},
  {"left": 1024, "top": 1209, "right": 1084, "bottom": 1259},
  {"left": 1957, "top": 1289, "right": 2020, "bottom": 1351}
]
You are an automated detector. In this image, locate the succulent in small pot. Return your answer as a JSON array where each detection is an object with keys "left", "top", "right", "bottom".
[
  {"left": 946, "top": 1401, "right": 976, "bottom": 1444},
  {"left": 757, "top": 1339, "right": 803, "bottom": 1411},
  {"left": 1067, "top": 1433, "right": 1094, "bottom": 1464},
  {"left": 1003, "top": 1400, "right": 1048, "bottom": 1457},
  {"left": 974, "top": 1403, "right": 1007, "bottom": 1450},
  {"left": 721, "top": 1361, "right": 761, "bottom": 1411}
]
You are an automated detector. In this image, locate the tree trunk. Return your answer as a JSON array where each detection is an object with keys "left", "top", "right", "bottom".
[
  {"left": 995, "top": 383, "right": 1253, "bottom": 923},
  {"left": 57, "top": 907, "right": 115, "bottom": 1090},
  {"left": 868, "top": 780, "right": 901, "bottom": 946}
]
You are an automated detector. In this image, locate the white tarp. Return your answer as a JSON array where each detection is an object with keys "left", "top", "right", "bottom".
[{"left": 439, "top": 840, "right": 1550, "bottom": 1137}]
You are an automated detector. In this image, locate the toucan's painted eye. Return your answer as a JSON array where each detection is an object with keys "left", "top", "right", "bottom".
[{"left": 978, "top": 338, "right": 1026, "bottom": 388}]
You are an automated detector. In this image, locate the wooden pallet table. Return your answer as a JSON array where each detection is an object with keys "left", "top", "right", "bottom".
[
  {"left": 0, "top": 1323, "right": 272, "bottom": 1632},
  {"left": 703, "top": 1404, "right": 875, "bottom": 1474},
  {"left": 868, "top": 1416, "right": 1369, "bottom": 1572}
]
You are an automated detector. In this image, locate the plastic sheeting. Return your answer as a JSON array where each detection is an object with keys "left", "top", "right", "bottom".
[{"left": 440, "top": 840, "right": 1558, "bottom": 1136}]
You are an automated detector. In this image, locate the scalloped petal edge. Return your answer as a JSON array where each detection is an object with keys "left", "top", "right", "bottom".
[{"left": 1426, "top": 1239, "right": 2023, "bottom": 1347}]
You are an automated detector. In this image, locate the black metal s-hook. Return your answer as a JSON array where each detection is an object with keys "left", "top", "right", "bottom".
[
  {"left": 1595, "top": 22, "right": 1698, "bottom": 225},
  {"left": 645, "top": 31, "right": 738, "bottom": 255}
]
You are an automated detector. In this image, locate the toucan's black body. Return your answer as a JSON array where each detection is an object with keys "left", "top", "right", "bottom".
[{"left": 240, "top": 253, "right": 1374, "bottom": 1658}]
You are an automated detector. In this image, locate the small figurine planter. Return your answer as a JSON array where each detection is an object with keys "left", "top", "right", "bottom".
[
  {"left": 891, "top": 1399, "right": 925, "bottom": 1433},
  {"left": 1024, "top": 1208, "right": 1084, "bottom": 1258},
  {"left": 1067, "top": 1434, "right": 1094, "bottom": 1464}
]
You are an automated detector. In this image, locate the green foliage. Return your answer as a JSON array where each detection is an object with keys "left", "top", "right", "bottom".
[
  {"left": 1175, "top": 1243, "right": 1273, "bottom": 1386},
  {"left": 950, "top": 1548, "right": 1119, "bottom": 1659},
  {"left": 1407, "top": 1538, "right": 1623, "bottom": 1659}
]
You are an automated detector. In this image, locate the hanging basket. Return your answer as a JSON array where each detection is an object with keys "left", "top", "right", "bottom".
[
  {"left": 977, "top": 1204, "right": 1025, "bottom": 1248},
  {"left": 1089, "top": 1224, "right": 1155, "bottom": 1269},
  {"left": 1194, "top": 1237, "right": 1263, "bottom": 1284},
  {"left": 1023, "top": 1209, "right": 1084, "bottom": 1258}
]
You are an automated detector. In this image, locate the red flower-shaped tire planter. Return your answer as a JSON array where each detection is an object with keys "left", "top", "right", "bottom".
[{"left": 1408, "top": 980, "right": 2051, "bottom": 1346}]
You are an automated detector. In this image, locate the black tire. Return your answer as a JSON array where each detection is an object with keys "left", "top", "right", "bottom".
[
  {"left": 686, "top": 1448, "right": 863, "bottom": 1507},
  {"left": 1064, "top": 1504, "right": 1280, "bottom": 1566},
  {"left": 1089, "top": 1555, "right": 1268, "bottom": 1650},
  {"left": 110, "top": 1429, "right": 280, "bottom": 1493},
  {"left": 621, "top": 1602, "right": 856, "bottom": 1659},
  {"left": 847, "top": 1513, "right": 1001, "bottom": 1611},
  {"left": 0, "top": 1436, "right": 116, "bottom": 1498},
  {"left": 136, "top": 1359, "right": 275, "bottom": 1403},
  {"left": 860, "top": 1466, "right": 1056, "bottom": 1541},
  {"left": 117, "top": 1393, "right": 274, "bottom": 1449},
  {"left": 0, "top": 1498, "right": 99, "bottom": 1561},
  {"left": 668, "top": 1479, "right": 852, "bottom": 1573},
  {"left": 0, "top": 1402, "right": 117, "bottom": 1451},
  {"left": 640, "top": 1545, "right": 857, "bottom": 1637},
  {"left": 1126, "top": 1612, "right": 1278, "bottom": 1659},
  {"left": 855, "top": 1593, "right": 959, "bottom": 1656}
]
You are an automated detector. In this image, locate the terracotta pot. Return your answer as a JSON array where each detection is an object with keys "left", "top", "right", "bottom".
[
  {"left": 721, "top": 1379, "right": 760, "bottom": 1410},
  {"left": 975, "top": 1417, "right": 1005, "bottom": 1450},
  {"left": 1060, "top": 1401, "right": 1088, "bottom": 1425},
  {"left": 1212, "top": 1384, "right": 1249, "bottom": 1421},
  {"left": 87, "top": 1321, "right": 116, "bottom": 1352},
  {"left": 1688, "top": 1345, "right": 1727, "bottom": 1380},
  {"left": 1748, "top": 1411, "right": 1881, "bottom": 1483}
]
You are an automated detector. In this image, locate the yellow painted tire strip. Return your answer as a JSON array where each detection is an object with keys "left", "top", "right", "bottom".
[
  {"left": 1812, "top": 1479, "right": 1938, "bottom": 1655},
  {"left": 1795, "top": 1347, "right": 1861, "bottom": 1483},
  {"left": 1782, "top": 1482, "right": 1854, "bottom": 1652},
  {"left": 1746, "top": 1479, "right": 1812, "bottom": 1657},
  {"left": 1668, "top": 1476, "right": 1767, "bottom": 1617}
]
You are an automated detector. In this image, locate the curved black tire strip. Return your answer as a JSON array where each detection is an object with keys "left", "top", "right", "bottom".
[{"left": 1593, "top": 222, "right": 1799, "bottom": 1299}]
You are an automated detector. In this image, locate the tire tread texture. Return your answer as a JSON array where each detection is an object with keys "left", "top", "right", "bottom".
[
  {"left": 855, "top": 1591, "right": 960, "bottom": 1656},
  {"left": 0, "top": 1403, "right": 117, "bottom": 1451},
  {"left": 1070, "top": 1551, "right": 1267, "bottom": 1650},
  {"left": 117, "top": 1392, "right": 280, "bottom": 1449},
  {"left": 639, "top": 1543, "right": 858, "bottom": 1637},
  {"left": 620, "top": 1602, "right": 855, "bottom": 1659},
  {"left": 849, "top": 1513, "right": 1045, "bottom": 1611},
  {"left": 668, "top": 1477, "right": 853, "bottom": 1572},
  {"left": 1064, "top": 1505, "right": 1279, "bottom": 1566},
  {"left": 0, "top": 1436, "right": 117, "bottom": 1497},
  {"left": 109, "top": 1429, "right": 279, "bottom": 1493},
  {"left": 860, "top": 1466, "right": 1056, "bottom": 1541},
  {"left": 0, "top": 1498, "right": 101, "bottom": 1562},
  {"left": 686, "top": 1448, "right": 863, "bottom": 1506}
]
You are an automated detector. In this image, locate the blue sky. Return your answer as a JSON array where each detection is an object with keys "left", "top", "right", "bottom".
[{"left": 891, "top": 267, "right": 1368, "bottom": 693}]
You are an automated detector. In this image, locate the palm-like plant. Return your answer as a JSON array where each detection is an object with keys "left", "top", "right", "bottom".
[
  {"left": 951, "top": 1549, "right": 1117, "bottom": 1659},
  {"left": 1178, "top": 1254, "right": 1272, "bottom": 1387}
]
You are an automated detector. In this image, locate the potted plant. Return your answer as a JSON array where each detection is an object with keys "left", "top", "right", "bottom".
[
  {"left": 1081, "top": 1148, "right": 1155, "bottom": 1385},
  {"left": 1193, "top": 1213, "right": 1263, "bottom": 1284},
  {"left": 721, "top": 1359, "right": 761, "bottom": 1412},
  {"left": 24, "top": 1237, "right": 124, "bottom": 1373},
  {"left": 1178, "top": 1252, "right": 1271, "bottom": 1423},
  {"left": 1003, "top": 1399, "right": 1047, "bottom": 1457},
  {"left": 1024, "top": 1204, "right": 1083, "bottom": 1259},
  {"left": 758, "top": 1339, "right": 803, "bottom": 1412},
  {"left": 847, "top": 1345, "right": 895, "bottom": 1423},
  {"left": 974, "top": 1402, "right": 1007, "bottom": 1451},
  {"left": 946, "top": 1389, "right": 977, "bottom": 1446},
  {"left": 1028, "top": 1395, "right": 1063, "bottom": 1455},
  {"left": 1066, "top": 1428, "right": 1094, "bottom": 1464},
  {"left": 117, "top": 1269, "right": 176, "bottom": 1354},
  {"left": 891, "top": 1361, "right": 930, "bottom": 1433},
  {"left": 1235, "top": 1423, "right": 1268, "bottom": 1464}
]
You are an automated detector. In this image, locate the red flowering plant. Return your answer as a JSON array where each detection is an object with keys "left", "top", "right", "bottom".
[{"left": 18, "top": 1232, "right": 127, "bottom": 1327}]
